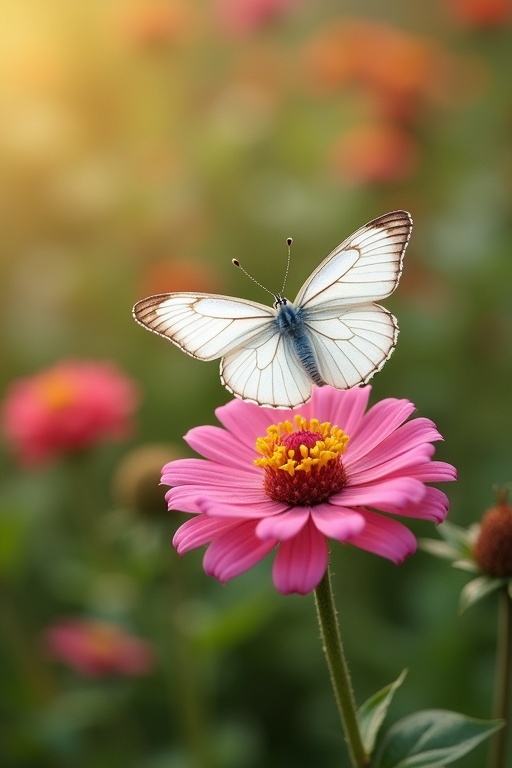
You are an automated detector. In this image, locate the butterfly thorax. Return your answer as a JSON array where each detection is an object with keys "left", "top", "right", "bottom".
[{"left": 275, "top": 300, "right": 303, "bottom": 336}]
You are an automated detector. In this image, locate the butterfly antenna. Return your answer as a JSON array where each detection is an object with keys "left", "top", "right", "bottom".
[
  {"left": 231, "top": 259, "right": 275, "bottom": 299},
  {"left": 281, "top": 237, "right": 293, "bottom": 294}
]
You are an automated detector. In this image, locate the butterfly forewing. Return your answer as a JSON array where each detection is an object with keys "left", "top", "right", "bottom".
[
  {"left": 133, "top": 293, "right": 276, "bottom": 361},
  {"left": 294, "top": 210, "right": 412, "bottom": 310}
]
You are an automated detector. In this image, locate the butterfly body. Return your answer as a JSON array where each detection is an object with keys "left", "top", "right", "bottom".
[
  {"left": 133, "top": 210, "right": 413, "bottom": 408},
  {"left": 275, "top": 299, "right": 327, "bottom": 388}
]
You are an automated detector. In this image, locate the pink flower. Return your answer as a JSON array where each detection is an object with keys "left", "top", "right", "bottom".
[
  {"left": 214, "top": 0, "right": 298, "bottom": 37},
  {"left": 1, "top": 360, "right": 139, "bottom": 466},
  {"left": 163, "top": 386, "right": 456, "bottom": 595},
  {"left": 45, "top": 619, "right": 154, "bottom": 678}
]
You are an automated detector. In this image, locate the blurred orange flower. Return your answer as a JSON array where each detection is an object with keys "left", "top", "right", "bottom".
[
  {"left": 45, "top": 618, "right": 154, "bottom": 677},
  {"left": 445, "top": 0, "right": 512, "bottom": 27},
  {"left": 330, "top": 123, "right": 418, "bottom": 185},
  {"left": 1, "top": 360, "right": 139, "bottom": 466},
  {"left": 139, "top": 257, "right": 224, "bottom": 297},
  {"left": 112, "top": 0, "right": 197, "bottom": 48},
  {"left": 304, "top": 19, "right": 452, "bottom": 120}
]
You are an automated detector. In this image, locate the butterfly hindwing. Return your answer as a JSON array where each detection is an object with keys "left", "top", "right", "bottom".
[
  {"left": 133, "top": 293, "right": 276, "bottom": 361},
  {"left": 303, "top": 304, "right": 398, "bottom": 389},
  {"left": 220, "top": 330, "right": 313, "bottom": 408}
]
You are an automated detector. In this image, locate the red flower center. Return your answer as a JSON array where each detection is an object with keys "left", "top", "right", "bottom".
[{"left": 254, "top": 416, "right": 349, "bottom": 506}]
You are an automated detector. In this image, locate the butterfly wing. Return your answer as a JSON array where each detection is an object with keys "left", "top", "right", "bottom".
[
  {"left": 294, "top": 210, "right": 412, "bottom": 310},
  {"left": 133, "top": 293, "right": 276, "bottom": 361},
  {"left": 220, "top": 328, "right": 313, "bottom": 408},
  {"left": 301, "top": 304, "right": 398, "bottom": 389},
  {"left": 291, "top": 210, "right": 412, "bottom": 388}
]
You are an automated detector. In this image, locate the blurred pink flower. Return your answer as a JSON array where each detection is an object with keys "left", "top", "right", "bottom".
[
  {"left": 214, "top": 0, "right": 298, "bottom": 37},
  {"left": 163, "top": 386, "right": 456, "bottom": 595},
  {"left": 45, "top": 619, "right": 154, "bottom": 677},
  {"left": 1, "top": 360, "right": 139, "bottom": 466}
]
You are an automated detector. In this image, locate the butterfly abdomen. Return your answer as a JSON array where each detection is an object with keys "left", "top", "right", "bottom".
[{"left": 276, "top": 302, "right": 326, "bottom": 388}]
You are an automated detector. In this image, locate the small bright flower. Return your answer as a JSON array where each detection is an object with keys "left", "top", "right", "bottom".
[
  {"left": 45, "top": 619, "right": 154, "bottom": 678},
  {"left": 1, "top": 360, "right": 139, "bottom": 466},
  {"left": 163, "top": 386, "right": 456, "bottom": 595},
  {"left": 214, "top": 0, "right": 298, "bottom": 38}
]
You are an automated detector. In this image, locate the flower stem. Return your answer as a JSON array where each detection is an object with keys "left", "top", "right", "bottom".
[
  {"left": 488, "top": 586, "right": 512, "bottom": 768},
  {"left": 314, "top": 566, "right": 369, "bottom": 768}
]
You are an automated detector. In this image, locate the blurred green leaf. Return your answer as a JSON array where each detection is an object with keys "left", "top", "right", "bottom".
[
  {"left": 459, "top": 575, "right": 506, "bottom": 615},
  {"left": 358, "top": 669, "right": 407, "bottom": 756},
  {"left": 373, "top": 710, "right": 502, "bottom": 768}
]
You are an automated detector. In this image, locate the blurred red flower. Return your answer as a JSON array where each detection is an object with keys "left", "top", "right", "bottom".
[
  {"left": 1, "top": 360, "right": 139, "bottom": 466},
  {"left": 445, "top": 0, "right": 512, "bottom": 27},
  {"left": 330, "top": 123, "right": 418, "bottom": 185},
  {"left": 214, "top": 0, "right": 299, "bottom": 37},
  {"left": 45, "top": 619, "right": 154, "bottom": 678}
]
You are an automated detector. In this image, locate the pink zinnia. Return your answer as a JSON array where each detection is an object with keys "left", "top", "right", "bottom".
[
  {"left": 1, "top": 360, "right": 139, "bottom": 466},
  {"left": 45, "top": 619, "right": 154, "bottom": 678},
  {"left": 163, "top": 386, "right": 456, "bottom": 595}
]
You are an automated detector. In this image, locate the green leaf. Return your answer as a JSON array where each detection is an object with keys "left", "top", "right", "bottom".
[
  {"left": 419, "top": 522, "right": 479, "bottom": 570},
  {"left": 459, "top": 575, "right": 505, "bottom": 614},
  {"left": 373, "top": 709, "right": 502, "bottom": 768},
  {"left": 357, "top": 670, "right": 408, "bottom": 755}
]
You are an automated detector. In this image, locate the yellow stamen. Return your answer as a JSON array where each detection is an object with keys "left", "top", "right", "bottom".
[{"left": 254, "top": 416, "right": 349, "bottom": 476}]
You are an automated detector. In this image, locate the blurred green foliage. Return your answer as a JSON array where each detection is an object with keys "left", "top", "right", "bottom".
[{"left": 0, "top": 0, "right": 511, "bottom": 766}]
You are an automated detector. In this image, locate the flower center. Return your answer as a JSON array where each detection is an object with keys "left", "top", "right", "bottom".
[
  {"left": 36, "top": 373, "right": 77, "bottom": 411},
  {"left": 254, "top": 416, "right": 349, "bottom": 506}
]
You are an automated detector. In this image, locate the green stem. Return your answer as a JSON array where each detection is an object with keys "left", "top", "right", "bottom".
[
  {"left": 488, "top": 586, "right": 512, "bottom": 768},
  {"left": 314, "top": 566, "right": 369, "bottom": 768}
]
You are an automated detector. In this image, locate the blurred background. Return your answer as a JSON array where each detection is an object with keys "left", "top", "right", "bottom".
[{"left": 0, "top": 0, "right": 511, "bottom": 766}]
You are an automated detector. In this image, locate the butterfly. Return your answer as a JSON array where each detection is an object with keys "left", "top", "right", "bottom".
[{"left": 133, "top": 210, "right": 412, "bottom": 409}]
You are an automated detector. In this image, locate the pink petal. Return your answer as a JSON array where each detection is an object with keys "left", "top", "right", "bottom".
[
  {"left": 335, "top": 477, "right": 426, "bottom": 510},
  {"left": 346, "top": 446, "right": 435, "bottom": 484},
  {"left": 308, "top": 385, "right": 372, "bottom": 436},
  {"left": 215, "top": 398, "right": 287, "bottom": 447},
  {"left": 197, "top": 495, "right": 288, "bottom": 519},
  {"left": 184, "top": 425, "right": 257, "bottom": 469},
  {"left": 406, "top": 461, "right": 457, "bottom": 483},
  {"left": 311, "top": 505, "right": 365, "bottom": 542},
  {"left": 165, "top": 487, "right": 203, "bottom": 514},
  {"left": 173, "top": 515, "right": 239, "bottom": 554},
  {"left": 256, "top": 507, "right": 310, "bottom": 541},
  {"left": 400, "top": 486, "right": 450, "bottom": 523},
  {"left": 346, "top": 418, "right": 441, "bottom": 476},
  {"left": 163, "top": 458, "right": 259, "bottom": 488},
  {"left": 272, "top": 519, "right": 329, "bottom": 595},
  {"left": 203, "top": 520, "right": 276, "bottom": 582},
  {"left": 348, "top": 508, "right": 417, "bottom": 563},
  {"left": 346, "top": 398, "right": 416, "bottom": 462},
  {"left": 166, "top": 483, "right": 271, "bottom": 514}
]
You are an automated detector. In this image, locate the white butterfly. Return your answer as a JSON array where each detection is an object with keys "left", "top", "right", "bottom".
[{"left": 133, "top": 210, "right": 412, "bottom": 409}]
